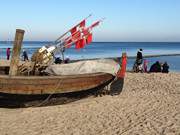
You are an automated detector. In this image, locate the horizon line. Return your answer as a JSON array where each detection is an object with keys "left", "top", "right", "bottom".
[{"left": 0, "top": 41, "right": 180, "bottom": 43}]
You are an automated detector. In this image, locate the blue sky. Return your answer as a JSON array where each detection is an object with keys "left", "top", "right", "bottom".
[{"left": 0, "top": 0, "right": 180, "bottom": 41}]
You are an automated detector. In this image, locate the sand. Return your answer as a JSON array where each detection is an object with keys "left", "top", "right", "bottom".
[{"left": 0, "top": 73, "right": 180, "bottom": 135}]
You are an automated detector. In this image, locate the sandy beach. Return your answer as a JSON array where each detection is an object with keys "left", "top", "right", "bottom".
[{"left": 0, "top": 72, "right": 180, "bottom": 135}]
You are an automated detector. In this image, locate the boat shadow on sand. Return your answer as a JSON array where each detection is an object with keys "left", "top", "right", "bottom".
[{"left": 0, "top": 78, "right": 124, "bottom": 108}]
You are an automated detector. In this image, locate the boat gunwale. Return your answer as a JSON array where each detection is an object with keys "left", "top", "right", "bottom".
[{"left": 0, "top": 72, "right": 113, "bottom": 79}]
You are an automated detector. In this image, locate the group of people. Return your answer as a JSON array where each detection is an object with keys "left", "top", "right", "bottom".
[
  {"left": 6, "top": 48, "right": 29, "bottom": 61},
  {"left": 149, "top": 61, "right": 169, "bottom": 73},
  {"left": 134, "top": 49, "right": 169, "bottom": 73}
]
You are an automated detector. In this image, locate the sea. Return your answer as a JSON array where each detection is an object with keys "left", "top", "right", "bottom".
[{"left": 0, "top": 41, "right": 180, "bottom": 72}]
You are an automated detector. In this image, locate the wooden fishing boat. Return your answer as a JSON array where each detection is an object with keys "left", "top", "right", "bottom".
[
  {"left": 0, "top": 25, "right": 127, "bottom": 108},
  {"left": 0, "top": 58, "right": 126, "bottom": 108},
  {"left": 0, "top": 28, "right": 127, "bottom": 96},
  {"left": 0, "top": 53, "right": 127, "bottom": 95}
]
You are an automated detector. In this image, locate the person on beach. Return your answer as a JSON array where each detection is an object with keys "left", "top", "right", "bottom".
[
  {"left": 6, "top": 48, "right": 10, "bottom": 60},
  {"left": 22, "top": 50, "right": 29, "bottom": 61},
  {"left": 162, "top": 62, "right": 169, "bottom": 73},
  {"left": 54, "top": 57, "right": 62, "bottom": 64},
  {"left": 149, "top": 61, "right": 161, "bottom": 73},
  {"left": 64, "top": 56, "right": 70, "bottom": 64},
  {"left": 136, "top": 49, "right": 143, "bottom": 65},
  {"left": 143, "top": 59, "right": 148, "bottom": 73},
  {"left": 133, "top": 49, "right": 143, "bottom": 72}
]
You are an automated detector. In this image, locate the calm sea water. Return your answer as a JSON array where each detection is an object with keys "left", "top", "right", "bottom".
[{"left": 0, "top": 42, "right": 180, "bottom": 72}]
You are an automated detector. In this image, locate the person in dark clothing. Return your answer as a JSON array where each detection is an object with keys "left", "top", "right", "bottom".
[
  {"left": 133, "top": 49, "right": 143, "bottom": 72},
  {"left": 64, "top": 56, "right": 70, "bottom": 64},
  {"left": 22, "top": 50, "right": 29, "bottom": 61},
  {"left": 137, "top": 49, "right": 143, "bottom": 60},
  {"left": 162, "top": 62, "right": 169, "bottom": 73},
  {"left": 54, "top": 57, "right": 62, "bottom": 64},
  {"left": 149, "top": 61, "right": 162, "bottom": 73},
  {"left": 136, "top": 49, "right": 143, "bottom": 65}
]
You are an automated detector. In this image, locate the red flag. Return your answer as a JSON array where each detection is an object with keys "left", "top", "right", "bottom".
[
  {"left": 75, "top": 39, "right": 85, "bottom": 49},
  {"left": 72, "top": 31, "right": 81, "bottom": 40},
  {"left": 80, "top": 39, "right": 85, "bottom": 48},
  {"left": 71, "top": 20, "right": 85, "bottom": 35},
  {"left": 80, "top": 20, "right": 85, "bottom": 27},
  {"left": 70, "top": 27, "right": 77, "bottom": 35},
  {"left": 82, "top": 28, "right": 89, "bottom": 36},
  {"left": 91, "top": 21, "right": 100, "bottom": 28},
  {"left": 86, "top": 33, "right": 92, "bottom": 44},
  {"left": 75, "top": 41, "right": 81, "bottom": 49}
]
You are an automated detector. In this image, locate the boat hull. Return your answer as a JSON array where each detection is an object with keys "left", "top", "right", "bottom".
[{"left": 0, "top": 73, "right": 114, "bottom": 95}]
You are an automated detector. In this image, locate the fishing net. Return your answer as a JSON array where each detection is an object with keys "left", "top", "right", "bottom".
[{"left": 45, "top": 59, "right": 120, "bottom": 76}]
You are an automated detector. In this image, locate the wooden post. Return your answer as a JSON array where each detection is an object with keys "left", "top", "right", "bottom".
[{"left": 9, "top": 29, "right": 25, "bottom": 76}]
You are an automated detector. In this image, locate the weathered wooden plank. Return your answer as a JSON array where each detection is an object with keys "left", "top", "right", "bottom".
[
  {"left": 9, "top": 29, "right": 25, "bottom": 76},
  {"left": 0, "top": 73, "right": 113, "bottom": 95}
]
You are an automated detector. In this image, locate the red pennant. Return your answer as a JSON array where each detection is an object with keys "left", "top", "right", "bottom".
[
  {"left": 86, "top": 33, "right": 92, "bottom": 44},
  {"left": 75, "top": 41, "right": 81, "bottom": 49},
  {"left": 72, "top": 31, "right": 81, "bottom": 40},
  {"left": 70, "top": 27, "right": 77, "bottom": 35},
  {"left": 83, "top": 29, "right": 89, "bottom": 36},
  {"left": 80, "top": 39, "right": 85, "bottom": 48},
  {"left": 75, "top": 39, "right": 85, "bottom": 49},
  {"left": 80, "top": 20, "right": 85, "bottom": 27}
]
